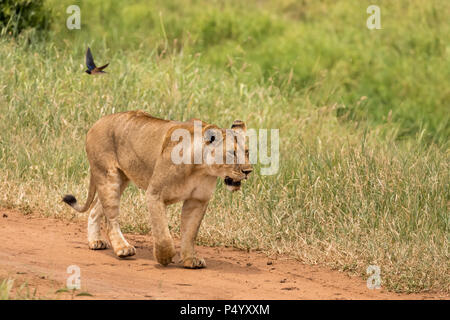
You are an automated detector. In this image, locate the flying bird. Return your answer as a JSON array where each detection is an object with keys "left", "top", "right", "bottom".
[{"left": 85, "top": 47, "right": 109, "bottom": 75}]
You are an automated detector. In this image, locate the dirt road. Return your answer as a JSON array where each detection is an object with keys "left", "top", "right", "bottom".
[{"left": 0, "top": 209, "right": 446, "bottom": 299}]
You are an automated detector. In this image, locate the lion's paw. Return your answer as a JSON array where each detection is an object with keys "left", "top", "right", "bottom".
[
  {"left": 88, "top": 239, "right": 108, "bottom": 250},
  {"left": 154, "top": 240, "right": 176, "bottom": 266},
  {"left": 115, "top": 245, "right": 136, "bottom": 258},
  {"left": 182, "top": 257, "right": 206, "bottom": 269}
]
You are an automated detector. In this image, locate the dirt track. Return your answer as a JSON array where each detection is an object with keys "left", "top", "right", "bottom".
[{"left": 0, "top": 209, "right": 446, "bottom": 300}]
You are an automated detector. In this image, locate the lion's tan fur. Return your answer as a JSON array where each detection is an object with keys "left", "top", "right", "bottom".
[{"left": 63, "top": 110, "right": 252, "bottom": 268}]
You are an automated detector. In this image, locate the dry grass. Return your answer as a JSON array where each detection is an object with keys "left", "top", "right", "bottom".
[{"left": 0, "top": 278, "right": 39, "bottom": 300}]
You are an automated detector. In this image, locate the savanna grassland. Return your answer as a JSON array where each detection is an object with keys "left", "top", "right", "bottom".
[{"left": 0, "top": 0, "right": 448, "bottom": 293}]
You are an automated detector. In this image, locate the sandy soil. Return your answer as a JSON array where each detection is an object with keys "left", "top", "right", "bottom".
[{"left": 0, "top": 208, "right": 446, "bottom": 300}]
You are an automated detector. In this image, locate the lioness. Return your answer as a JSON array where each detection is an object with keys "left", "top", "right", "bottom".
[{"left": 62, "top": 110, "right": 252, "bottom": 268}]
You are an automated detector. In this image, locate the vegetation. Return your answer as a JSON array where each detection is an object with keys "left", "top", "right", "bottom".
[
  {"left": 0, "top": 0, "right": 448, "bottom": 293},
  {"left": 0, "top": 278, "right": 38, "bottom": 300},
  {"left": 0, "top": 0, "right": 51, "bottom": 37}
]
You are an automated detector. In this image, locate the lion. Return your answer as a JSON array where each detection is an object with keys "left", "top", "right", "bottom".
[{"left": 62, "top": 110, "right": 252, "bottom": 268}]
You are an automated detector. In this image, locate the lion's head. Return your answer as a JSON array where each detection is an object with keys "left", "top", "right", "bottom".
[{"left": 202, "top": 120, "right": 253, "bottom": 191}]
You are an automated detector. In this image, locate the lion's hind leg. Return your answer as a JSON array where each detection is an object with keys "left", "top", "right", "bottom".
[
  {"left": 87, "top": 199, "right": 108, "bottom": 250},
  {"left": 95, "top": 168, "right": 135, "bottom": 258}
]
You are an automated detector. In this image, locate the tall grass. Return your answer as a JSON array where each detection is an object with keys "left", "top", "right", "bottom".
[
  {"left": 43, "top": 0, "right": 450, "bottom": 144},
  {"left": 0, "top": 0, "right": 448, "bottom": 293}
]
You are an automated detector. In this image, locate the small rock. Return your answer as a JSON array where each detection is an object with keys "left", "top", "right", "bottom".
[
  {"left": 246, "top": 262, "right": 252, "bottom": 267},
  {"left": 2, "top": 213, "right": 8, "bottom": 218},
  {"left": 267, "top": 261, "right": 273, "bottom": 265}
]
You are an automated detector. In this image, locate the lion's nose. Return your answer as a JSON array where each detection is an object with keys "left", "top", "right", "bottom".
[{"left": 242, "top": 168, "right": 253, "bottom": 177}]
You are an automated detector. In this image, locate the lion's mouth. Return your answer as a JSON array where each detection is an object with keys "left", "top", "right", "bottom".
[{"left": 224, "top": 176, "right": 241, "bottom": 191}]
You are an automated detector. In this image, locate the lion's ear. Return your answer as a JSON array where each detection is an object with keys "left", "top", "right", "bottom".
[
  {"left": 231, "top": 120, "right": 246, "bottom": 133},
  {"left": 203, "top": 126, "right": 223, "bottom": 145}
]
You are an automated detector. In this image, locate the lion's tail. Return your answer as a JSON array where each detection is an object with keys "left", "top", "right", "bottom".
[{"left": 62, "top": 172, "right": 97, "bottom": 213}]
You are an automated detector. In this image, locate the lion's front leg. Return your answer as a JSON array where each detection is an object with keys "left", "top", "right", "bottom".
[
  {"left": 180, "top": 199, "right": 208, "bottom": 269},
  {"left": 146, "top": 189, "right": 176, "bottom": 266}
]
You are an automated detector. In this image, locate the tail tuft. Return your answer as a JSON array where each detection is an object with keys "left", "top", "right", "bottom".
[{"left": 62, "top": 194, "right": 77, "bottom": 206}]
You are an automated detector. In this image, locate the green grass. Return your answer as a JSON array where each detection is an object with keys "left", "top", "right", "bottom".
[
  {"left": 41, "top": 0, "right": 449, "bottom": 144},
  {"left": 0, "top": 0, "right": 448, "bottom": 293}
]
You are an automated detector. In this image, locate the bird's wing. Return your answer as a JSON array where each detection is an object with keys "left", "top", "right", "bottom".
[
  {"left": 96, "top": 63, "right": 109, "bottom": 71},
  {"left": 85, "top": 47, "right": 97, "bottom": 70}
]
